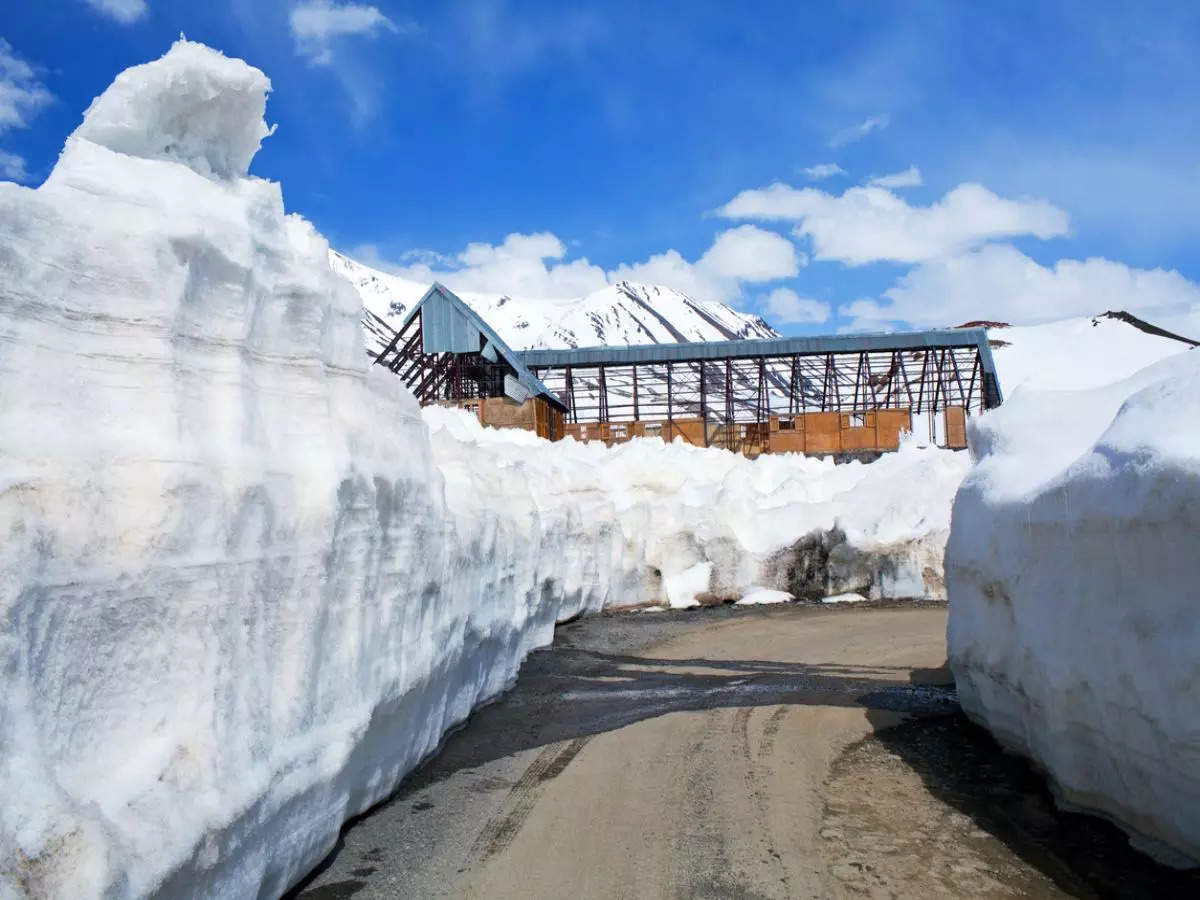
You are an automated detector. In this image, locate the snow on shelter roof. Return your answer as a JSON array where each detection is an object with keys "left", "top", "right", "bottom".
[
  {"left": 517, "top": 328, "right": 1002, "bottom": 401},
  {"left": 398, "top": 283, "right": 568, "bottom": 410}
]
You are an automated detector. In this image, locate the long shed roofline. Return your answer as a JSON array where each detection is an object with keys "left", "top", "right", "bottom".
[
  {"left": 519, "top": 327, "right": 999, "bottom": 387},
  {"left": 515, "top": 328, "right": 990, "bottom": 363}
]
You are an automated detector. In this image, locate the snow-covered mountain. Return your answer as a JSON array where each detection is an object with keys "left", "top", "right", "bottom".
[
  {"left": 984, "top": 309, "right": 1199, "bottom": 395},
  {"left": 329, "top": 249, "right": 1200, "bottom": 398},
  {"left": 329, "top": 249, "right": 779, "bottom": 354}
]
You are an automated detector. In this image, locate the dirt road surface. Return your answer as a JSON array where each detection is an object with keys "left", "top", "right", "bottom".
[{"left": 291, "top": 604, "right": 1199, "bottom": 900}]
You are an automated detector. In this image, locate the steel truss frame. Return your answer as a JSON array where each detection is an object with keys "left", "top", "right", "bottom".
[
  {"left": 372, "top": 307, "right": 513, "bottom": 405},
  {"left": 528, "top": 344, "right": 998, "bottom": 440},
  {"left": 373, "top": 306, "right": 1002, "bottom": 451}
]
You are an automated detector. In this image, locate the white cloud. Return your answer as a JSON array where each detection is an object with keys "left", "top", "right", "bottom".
[
  {"left": 718, "top": 181, "right": 1069, "bottom": 266},
  {"left": 451, "top": 0, "right": 607, "bottom": 80},
  {"left": 289, "top": 1, "right": 409, "bottom": 64},
  {"left": 828, "top": 113, "right": 890, "bottom": 148},
  {"left": 0, "top": 149, "right": 27, "bottom": 182},
  {"left": 381, "top": 226, "right": 801, "bottom": 304},
  {"left": 867, "top": 165, "right": 921, "bottom": 189},
  {"left": 609, "top": 225, "right": 802, "bottom": 302},
  {"left": 698, "top": 225, "right": 803, "bottom": 282},
  {"left": 0, "top": 41, "right": 51, "bottom": 183},
  {"left": 82, "top": 0, "right": 148, "bottom": 23},
  {"left": 841, "top": 243, "right": 1200, "bottom": 329},
  {"left": 762, "top": 288, "right": 830, "bottom": 325},
  {"left": 393, "top": 231, "right": 609, "bottom": 300},
  {"left": 606, "top": 249, "right": 716, "bottom": 300},
  {"left": 0, "top": 40, "right": 52, "bottom": 133},
  {"left": 801, "top": 163, "right": 846, "bottom": 180}
]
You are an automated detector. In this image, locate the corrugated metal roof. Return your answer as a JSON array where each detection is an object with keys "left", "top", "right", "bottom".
[
  {"left": 516, "top": 328, "right": 993, "bottom": 367},
  {"left": 518, "top": 328, "right": 1003, "bottom": 406},
  {"left": 419, "top": 291, "right": 481, "bottom": 353},
  {"left": 398, "top": 284, "right": 568, "bottom": 410}
]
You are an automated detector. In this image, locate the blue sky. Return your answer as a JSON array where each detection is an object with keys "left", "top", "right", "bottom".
[{"left": 4, "top": 0, "right": 1200, "bottom": 333}]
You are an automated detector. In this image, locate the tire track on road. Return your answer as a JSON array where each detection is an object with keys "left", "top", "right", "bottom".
[
  {"left": 740, "top": 705, "right": 791, "bottom": 893},
  {"left": 464, "top": 737, "right": 591, "bottom": 868},
  {"left": 760, "top": 704, "right": 790, "bottom": 763}
]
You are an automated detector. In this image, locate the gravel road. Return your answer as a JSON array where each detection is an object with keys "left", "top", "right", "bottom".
[{"left": 289, "top": 604, "right": 1199, "bottom": 900}]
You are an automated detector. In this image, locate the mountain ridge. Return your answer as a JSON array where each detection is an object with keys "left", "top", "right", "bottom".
[{"left": 329, "top": 249, "right": 779, "bottom": 354}]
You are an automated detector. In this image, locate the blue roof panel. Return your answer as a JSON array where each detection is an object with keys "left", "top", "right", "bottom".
[
  {"left": 516, "top": 328, "right": 995, "bottom": 368},
  {"left": 399, "top": 284, "right": 568, "bottom": 410},
  {"left": 419, "top": 291, "right": 481, "bottom": 353}
]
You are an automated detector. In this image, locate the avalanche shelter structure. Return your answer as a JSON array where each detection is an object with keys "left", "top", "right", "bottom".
[{"left": 373, "top": 283, "right": 1003, "bottom": 457}]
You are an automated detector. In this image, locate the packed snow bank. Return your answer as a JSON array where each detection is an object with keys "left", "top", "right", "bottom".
[
  {"left": 0, "top": 40, "right": 611, "bottom": 900},
  {"left": 425, "top": 407, "right": 968, "bottom": 608},
  {"left": 0, "top": 40, "right": 971, "bottom": 900},
  {"left": 947, "top": 349, "right": 1200, "bottom": 865}
]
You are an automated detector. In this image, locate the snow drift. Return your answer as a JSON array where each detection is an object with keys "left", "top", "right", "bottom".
[
  {"left": 947, "top": 350, "right": 1200, "bottom": 865},
  {"left": 425, "top": 407, "right": 966, "bottom": 610},
  {"left": 0, "top": 41, "right": 966, "bottom": 899}
]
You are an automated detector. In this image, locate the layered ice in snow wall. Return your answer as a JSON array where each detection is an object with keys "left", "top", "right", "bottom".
[
  {"left": 947, "top": 350, "right": 1200, "bottom": 865},
  {"left": 1, "top": 41, "right": 964, "bottom": 898}
]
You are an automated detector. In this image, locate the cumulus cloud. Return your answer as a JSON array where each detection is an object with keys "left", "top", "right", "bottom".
[
  {"left": 867, "top": 165, "right": 921, "bottom": 189},
  {"left": 289, "top": 1, "right": 410, "bottom": 64},
  {"left": 606, "top": 249, "right": 717, "bottom": 301},
  {"left": 0, "top": 41, "right": 51, "bottom": 132},
  {"left": 718, "top": 181, "right": 1069, "bottom": 266},
  {"left": 0, "top": 149, "right": 27, "bottom": 181},
  {"left": 761, "top": 288, "right": 830, "bottom": 325},
  {"left": 828, "top": 113, "right": 889, "bottom": 148},
  {"left": 393, "top": 231, "right": 609, "bottom": 300},
  {"left": 384, "top": 226, "right": 802, "bottom": 303},
  {"left": 698, "top": 225, "right": 803, "bottom": 282},
  {"left": 841, "top": 243, "right": 1200, "bottom": 329},
  {"left": 801, "top": 162, "right": 846, "bottom": 180},
  {"left": 82, "top": 0, "right": 148, "bottom": 23},
  {"left": 0, "top": 41, "right": 52, "bottom": 184},
  {"left": 609, "top": 225, "right": 802, "bottom": 302}
]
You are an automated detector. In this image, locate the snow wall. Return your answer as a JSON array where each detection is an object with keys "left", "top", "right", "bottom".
[
  {"left": 947, "top": 350, "right": 1200, "bottom": 865},
  {"left": 0, "top": 43, "right": 964, "bottom": 898},
  {"left": 425, "top": 406, "right": 965, "bottom": 612}
]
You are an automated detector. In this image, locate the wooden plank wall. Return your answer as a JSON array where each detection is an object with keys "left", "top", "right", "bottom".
[
  {"left": 454, "top": 401, "right": 962, "bottom": 457},
  {"left": 944, "top": 406, "right": 968, "bottom": 449},
  {"left": 449, "top": 396, "right": 561, "bottom": 440},
  {"left": 762, "top": 408, "right": 913, "bottom": 455}
]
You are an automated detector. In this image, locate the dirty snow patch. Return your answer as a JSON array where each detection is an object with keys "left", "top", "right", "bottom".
[
  {"left": 822, "top": 592, "right": 871, "bottom": 604},
  {"left": 736, "top": 587, "right": 794, "bottom": 605}
]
